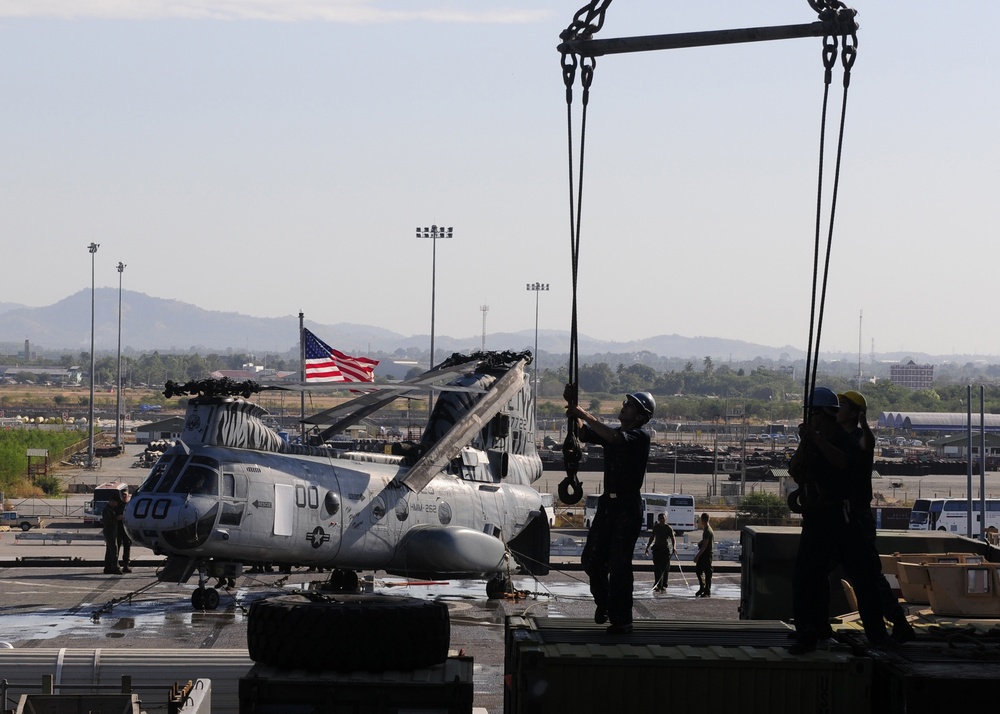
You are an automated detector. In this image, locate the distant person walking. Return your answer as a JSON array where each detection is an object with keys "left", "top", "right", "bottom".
[
  {"left": 117, "top": 490, "right": 132, "bottom": 573},
  {"left": 102, "top": 495, "right": 122, "bottom": 575},
  {"left": 694, "top": 513, "right": 714, "bottom": 597},
  {"left": 645, "top": 513, "right": 676, "bottom": 592},
  {"left": 567, "top": 388, "right": 654, "bottom": 634}
]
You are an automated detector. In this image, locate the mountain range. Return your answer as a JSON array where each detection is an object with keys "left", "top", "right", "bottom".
[{"left": 0, "top": 289, "right": 964, "bottom": 366}]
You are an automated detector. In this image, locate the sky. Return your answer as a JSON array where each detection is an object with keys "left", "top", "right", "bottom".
[{"left": 1, "top": 1, "right": 998, "bottom": 358}]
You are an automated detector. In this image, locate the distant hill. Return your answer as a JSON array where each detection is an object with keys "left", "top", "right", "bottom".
[
  {"left": 0, "top": 290, "right": 987, "bottom": 366},
  {"left": 0, "top": 289, "right": 802, "bottom": 361},
  {"left": 0, "top": 301, "right": 27, "bottom": 316}
]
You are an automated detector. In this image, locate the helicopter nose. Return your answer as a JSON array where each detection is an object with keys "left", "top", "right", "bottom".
[{"left": 162, "top": 502, "right": 219, "bottom": 550}]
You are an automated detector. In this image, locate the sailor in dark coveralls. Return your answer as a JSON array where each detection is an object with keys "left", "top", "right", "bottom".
[
  {"left": 568, "top": 391, "right": 654, "bottom": 634},
  {"left": 788, "top": 387, "right": 893, "bottom": 654},
  {"left": 837, "top": 390, "right": 915, "bottom": 644}
]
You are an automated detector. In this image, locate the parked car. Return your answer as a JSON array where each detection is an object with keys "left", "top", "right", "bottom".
[{"left": 1, "top": 512, "right": 45, "bottom": 531}]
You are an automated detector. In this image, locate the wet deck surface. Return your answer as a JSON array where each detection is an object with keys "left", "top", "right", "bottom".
[{"left": 0, "top": 538, "right": 741, "bottom": 714}]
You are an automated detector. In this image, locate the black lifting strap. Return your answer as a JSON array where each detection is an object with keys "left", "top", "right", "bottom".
[
  {"left": 790, "top": 2, "right": 857, "bottom": 515},
  {"left": 557, "top": 2, "right": 609, "bottom": 506},
  {"left": 802, "top": 1, "right": 857, "bottom": 421}
]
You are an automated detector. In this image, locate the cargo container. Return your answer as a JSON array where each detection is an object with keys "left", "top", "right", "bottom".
[
  {"left": 504, "top": 615, "right": 871, "bottom": 714},
  {"left": 840, "top": 630, "right": 1000, "bottom": 714},
  {"left": 239, "top": 656, "right": 473, "bottom": 714}
]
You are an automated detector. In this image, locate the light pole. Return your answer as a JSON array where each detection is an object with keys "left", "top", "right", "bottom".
[
  {"left": 416, "top": 225, "right": 452, "bottom": 415},
  {"left": 480, "top": 305, "right": 489, "bottom": 351},
  {"left": 115, "top": 261, "right": 126, "bottom": 451},
  {"left": 526, "top": 282, "right": 549, "bottom": 430},
  {"left": 415, "top": 225, "right": 453, "bottom": 370},
  {"left": 87, "top": 242, "right": 99, "bottom": 469}
]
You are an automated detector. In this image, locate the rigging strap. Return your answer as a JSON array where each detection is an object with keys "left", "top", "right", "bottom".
[
  {"left": 558, "top": 1, "right": 609, "bottom": 505},
  {"left": 803, "top": 1, "right": 858, "bottom": 422},
  {"left": 790, "top": 1, "right": 858, "bottom": 513}
]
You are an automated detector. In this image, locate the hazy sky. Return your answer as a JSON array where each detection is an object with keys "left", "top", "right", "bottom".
[{"left": 1, "top": 2, "right": 997, "bottom": 357}]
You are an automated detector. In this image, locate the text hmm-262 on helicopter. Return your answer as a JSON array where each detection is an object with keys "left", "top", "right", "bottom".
[{"left": 123, "top": 350, "right": 550, "bottom": 611}]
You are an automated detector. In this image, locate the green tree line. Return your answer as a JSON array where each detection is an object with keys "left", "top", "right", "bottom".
[
  {"left": 8, "top": 347, "right": 1000, "bottom": 421},
  {"left": 533, "top": 360, "right": 1000, "bottom": 422},
  {"left": 0, "top": 429, "right": 86, "bottom": 495}
]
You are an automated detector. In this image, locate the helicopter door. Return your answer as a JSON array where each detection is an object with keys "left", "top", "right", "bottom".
[{"left": 217, "top": 469, "right": 249, "bottom": 544}]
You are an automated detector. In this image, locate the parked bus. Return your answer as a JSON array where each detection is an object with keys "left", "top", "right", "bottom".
[
  {"left": 84, "top": 481, "right": 129, "bottom": 524},
  {"left": 583, "top": 492, "right": 696, "bottom": 533},
  {"left": 643, "top": 493, "right": 697, "bottom": 532},
  {"left": 909, "top": 497, "right": 1000, "bottom": 535}
]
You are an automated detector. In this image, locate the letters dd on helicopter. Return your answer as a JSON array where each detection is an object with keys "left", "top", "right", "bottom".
[{"left": 123, "top": 350, "right": 551, "bottom": 609}]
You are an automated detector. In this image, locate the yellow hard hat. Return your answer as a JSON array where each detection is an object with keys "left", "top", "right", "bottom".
[{"left": 838, "top": 390, "right": 867, "bottom": 411}]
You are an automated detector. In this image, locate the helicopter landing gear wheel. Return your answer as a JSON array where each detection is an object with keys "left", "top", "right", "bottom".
[
  {"left": 247, "top": 594, "right": 450, "bottom": 671},
  {"left": 486, "top": 573, "right": 513, "bottom": 599},
  {"left": 318, "top": 568, "right": 359, "bottom": 593},
  {"left": 192, "top": 587, "right": 220, "bottom": 610}
]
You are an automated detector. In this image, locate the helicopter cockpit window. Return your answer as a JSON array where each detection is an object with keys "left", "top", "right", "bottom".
[
  {"left": 221, "top": 472, "right": 248, "bottom": 499},
  {"left": 139, "top": 457, "right": 171, "bottom": 493},
  {"left": 152, "top": 456, "right": 190, "bottom": 493},
  {"left": 174, "top": 463, "right": 219, "bottom": 496}
]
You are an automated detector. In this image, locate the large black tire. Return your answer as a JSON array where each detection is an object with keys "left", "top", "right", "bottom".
[{"left": 247, "top": 593, "right": 450, "bottom": 672}]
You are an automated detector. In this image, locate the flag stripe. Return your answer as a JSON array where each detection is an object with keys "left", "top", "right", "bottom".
[{"left": 303, "top": 329, "right": 378, "bottom": 383}]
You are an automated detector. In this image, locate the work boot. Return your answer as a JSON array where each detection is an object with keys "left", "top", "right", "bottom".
[
  {"left": 788, "top": 636, "right": 817, "bottom": 655},
  {"left": 890, "top": 616, "right": 916, "bottom": 644},
  {"left": 869, "top": 636, "right": 901, "bottom": 652}
]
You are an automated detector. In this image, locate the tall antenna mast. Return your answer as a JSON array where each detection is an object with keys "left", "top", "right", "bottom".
[{"left": 857, "top": 309, "right": 863, "bottom": 389}]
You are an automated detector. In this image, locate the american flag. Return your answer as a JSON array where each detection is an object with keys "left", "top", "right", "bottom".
[{"left": 303, "top": 329, "right": 379, "bottom": 383}]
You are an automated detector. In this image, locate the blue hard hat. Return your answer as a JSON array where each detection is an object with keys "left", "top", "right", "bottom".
[{"left": 808, "top": 387, "right": 840, "bottom": 410}]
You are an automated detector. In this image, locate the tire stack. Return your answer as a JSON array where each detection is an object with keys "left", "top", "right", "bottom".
[{"left": 241, "top": 593, "right": 473, "bottom": 713}]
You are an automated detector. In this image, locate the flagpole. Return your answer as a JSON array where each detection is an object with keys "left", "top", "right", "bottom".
[{"left": 299, "top": 311, "right": 306, "bottom": 441}]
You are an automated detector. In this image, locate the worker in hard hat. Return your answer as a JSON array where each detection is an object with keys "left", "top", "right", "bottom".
[
  {"left": 837, "top": 390, "right": 916, "bottom": 645},
  {"left": 567, "top": 390, "right": 654, "bottom": 635},
  {"left": 788, "top": 387, "right": 892, "bottom": 654}
]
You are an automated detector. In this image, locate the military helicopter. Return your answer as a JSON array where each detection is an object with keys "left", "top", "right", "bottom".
[{"left": 123, "top": 350, "right": 551, "bottom": 609}]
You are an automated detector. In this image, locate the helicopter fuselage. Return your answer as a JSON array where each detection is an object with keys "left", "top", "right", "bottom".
[{"left": 125, "top": 441, "right": 544, "bottom": 579}]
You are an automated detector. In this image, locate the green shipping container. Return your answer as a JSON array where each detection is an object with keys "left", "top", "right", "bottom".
[{"left": 505, "top": 616, "right": 871, "bottom": 714}]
